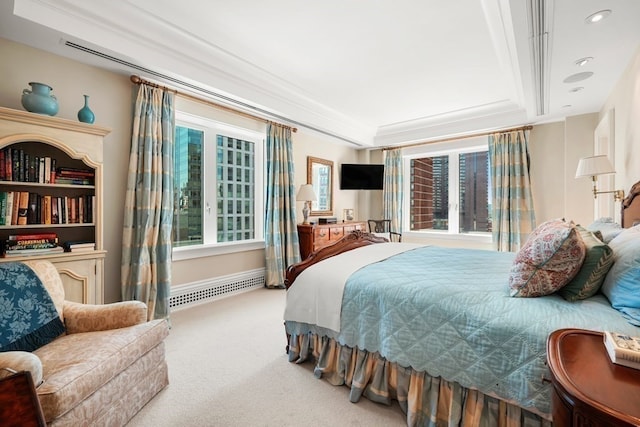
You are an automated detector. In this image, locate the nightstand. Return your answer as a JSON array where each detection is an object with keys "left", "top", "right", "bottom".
[{"left": 547, "top": 328, "right": 640, "bottom": 426}]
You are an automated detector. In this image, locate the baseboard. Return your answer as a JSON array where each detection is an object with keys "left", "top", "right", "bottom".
[{"left": 169, "top": 268, "right": 265, "bottom": 310}]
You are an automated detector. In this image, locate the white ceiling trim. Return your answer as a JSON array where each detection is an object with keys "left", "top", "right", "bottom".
[
  {"left": 12, "top": 0, "right": 377, "bottom": 145},
  {"left": 374, "top": 99, "right": 527, "bottom": 147}
]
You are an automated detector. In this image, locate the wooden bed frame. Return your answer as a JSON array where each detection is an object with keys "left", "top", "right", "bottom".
[
  {"left": 284, "top": 230, "right": 388, "bottom": 289},
  {"left": 621, "top": 180, "right": 640, "bottom": 228}
]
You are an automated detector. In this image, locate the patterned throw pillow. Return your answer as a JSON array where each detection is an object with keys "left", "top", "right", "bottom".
[
  {"left": 509, "top": 219, "right": 586, "bottom": 297},
  {"left": 558, "top": 226, "right": 614, "bottom": 301}
]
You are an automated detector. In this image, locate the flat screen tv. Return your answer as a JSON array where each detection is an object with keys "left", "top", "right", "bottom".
[{"left": 339, "top": 163, "right": 384, "bottom": 190}]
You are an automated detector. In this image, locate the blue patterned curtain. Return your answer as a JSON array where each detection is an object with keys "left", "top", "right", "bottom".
[
  {"left": 383, "top": 148, "right": 403, "bottom": 234},
  {"left": 121, "top": 84, "right": 174, "bottom": 320},
  {"left": 265, "top": 123, "right": 300, "bottom": 288},
  {"left": 488, "top": 129, "right": 536, "bottom": 252}
]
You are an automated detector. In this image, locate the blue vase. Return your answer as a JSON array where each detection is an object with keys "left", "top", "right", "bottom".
[
  {"left": 21, "top": 82, "right": 59, "bottom": 116},
  {"left": 77, "top": 94, "right": 95, "bottom": 124}
]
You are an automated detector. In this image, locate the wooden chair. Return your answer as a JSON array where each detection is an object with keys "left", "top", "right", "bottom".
[
  {"left": 0, "top": 370, "right": 46, "bottom": 427},
  {"left": 367, "top": 219, "right": 402, "bottom": 242}
]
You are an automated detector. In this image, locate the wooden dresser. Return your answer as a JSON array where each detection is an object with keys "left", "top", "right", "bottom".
[
  {"left": 297, "top": 221, "right": 366, "bottom": 260},
  {"left": 547, "top": 328, "right": 640, "bottom": 426}
]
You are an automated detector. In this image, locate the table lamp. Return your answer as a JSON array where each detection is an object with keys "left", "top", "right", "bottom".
[
  {"left": 296, "top": 184, "right": 317, "bottom": 224},
  {"left": 575, "top": 155, "right": 624, "bottom": 201}
]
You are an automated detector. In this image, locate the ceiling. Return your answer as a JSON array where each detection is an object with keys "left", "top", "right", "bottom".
[{"left": 1, "top": 0, "right": 639, "bottom": 148}]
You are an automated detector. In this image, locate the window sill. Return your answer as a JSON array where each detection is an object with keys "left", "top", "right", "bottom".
[{"left": 172, "top": 240, "right": 265, "bottom": 261}]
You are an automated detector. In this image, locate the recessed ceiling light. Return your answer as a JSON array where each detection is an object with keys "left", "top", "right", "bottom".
[
  {"left": 575, "top": 57, "right": 593, "bottom": 67},
  {"left": 569, "top": 87, "right": 584, "bottom": 93},
  {"left": 562, "top": 105, "right": 572, "bottom": 108},
  {"left": 585, "top": 10, "right": 611, "bottom": 24},
  {"left": 564, "top": 72, "right": 594, "bottom": 83}
]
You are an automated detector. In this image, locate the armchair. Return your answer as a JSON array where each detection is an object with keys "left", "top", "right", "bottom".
[
  {"left": 367, "top": 219, "right": 402, "bottom": 242},
  {"left": 0, "top": 260, "right": 169, "bottom": 426}
]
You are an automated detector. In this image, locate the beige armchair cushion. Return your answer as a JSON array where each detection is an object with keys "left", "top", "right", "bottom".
[
  {"left": 21, "top": 259, "right": 148, "bottom": 333},
  {"left": 0, "top": 351, "right": 43, "bottom": 386},
  {"left": 63, "top": 300, "right": 148, "bottom": 334},
  {"left": 23, "top": 260, "right": 65, "bottom": 321}
]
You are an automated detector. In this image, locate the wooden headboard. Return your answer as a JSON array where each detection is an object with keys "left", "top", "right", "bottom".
[{"left": 621, "top": 181, "right": 640, "bottom": 228}]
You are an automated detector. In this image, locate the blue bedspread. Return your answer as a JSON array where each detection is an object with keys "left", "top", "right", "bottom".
[{"left": 286, "top": 245, "right": 640, "bottom": 417}]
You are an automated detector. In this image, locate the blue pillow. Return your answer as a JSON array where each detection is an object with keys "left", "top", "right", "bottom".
[{"left": 601, "top": 225, "right": 640, "bottom": 325}]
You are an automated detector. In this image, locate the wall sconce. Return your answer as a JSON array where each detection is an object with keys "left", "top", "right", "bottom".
[
  {"left": 575, "top": 155, "right": 625, "bottom": 201},
  {"left": 296, "top": 184, "right": 317, "bottom": 224}
]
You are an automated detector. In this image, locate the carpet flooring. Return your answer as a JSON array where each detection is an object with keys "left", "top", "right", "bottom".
[{"left": 126, "top": 287, "right": 406, "bottom": 426}]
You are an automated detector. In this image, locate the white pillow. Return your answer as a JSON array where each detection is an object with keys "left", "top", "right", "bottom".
[{"left": 586, "top": 217, "right": 623, "bottom": 243}]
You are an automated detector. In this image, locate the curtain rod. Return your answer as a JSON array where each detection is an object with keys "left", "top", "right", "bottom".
[
  {"left": 130, "top": 75, "right": 297, "bottom": 133},
  {"left": 381, "top": 124, "right": 534, "bottom": 151}
]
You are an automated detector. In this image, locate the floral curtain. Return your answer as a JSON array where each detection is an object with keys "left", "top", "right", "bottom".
[
  {"left": 383, "top": 148, "right": 403, "bottom": 235},
  {"left": 264, "top": 123, "right": 300, "bottom": 288},
  {"left": 121, "top": 83, "right": 174, "bottom": 320},
  {"left": 488, "top": 129, "right": 536, "bottom": 252}
]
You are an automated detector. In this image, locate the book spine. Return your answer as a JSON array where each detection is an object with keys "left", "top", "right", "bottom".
[
  {"left": 27, "top": 192, "right": 37, "bottom": 224},
  {"left": 0, "top": 192, "right": 6, "bottom": 226},
  {"left": 5, "top": 191, "right": 14, "bottom": 225},
  {"left": 17, "top": 191, "right": 29, "bottom": 225},
  {"left": 8, "top": 232, "right": 58, "bottom": 240},
  {"left": 0, "top": 149, "right": 5, "bottom": 181},
  {"left": 38, "top": 157, "right": 45, "bottom": 183},
  {"left": 11, "top": 190, "right": 19, "bottom": 225},
  {"left": 5, "top": 148, "right": 12, "bottom": 182}
]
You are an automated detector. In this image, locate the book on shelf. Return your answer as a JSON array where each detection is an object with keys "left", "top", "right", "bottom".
[
  {"left": 0, "top": 191, "right": 6, "bottom": 225},
  {"left": 3, "top": 245, "right": 64, "bottom": 257},
  {"left": 603, "top": 331, "right": 640, "bottom": 370},
  {"left": 6, "top": 240, "right": 59, "bottom": 250},
  {"left": 62, "top": 241, "right": 96, "bottom": 252},
  {"left": 5, "top": 191, "right": 13, "bottom": 225},
  {"left": 10, "top": 190, "right": 19, "bottom": 225},
  {"left": 17, "top": 191, "right": 29, "bottom": 225},
  {"left": 8, "top": 232, "right": 57, "bottom": 239}
]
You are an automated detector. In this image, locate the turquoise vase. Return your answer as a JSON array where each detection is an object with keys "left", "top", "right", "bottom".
[
  {"left": 77, "top": 94, "right": 95, "bottom": 124},
  {"left": 21, "top": 82, "right": 59, "bottom": 116}
]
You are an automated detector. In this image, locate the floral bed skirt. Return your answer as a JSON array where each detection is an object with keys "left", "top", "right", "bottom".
[{"left": 288, "top": 332, "right": 553, "bottom": 427}]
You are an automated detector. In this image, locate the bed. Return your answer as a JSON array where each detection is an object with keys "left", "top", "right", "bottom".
[{"left": 283, "top": 181, "right": 640, "bottom": 426}]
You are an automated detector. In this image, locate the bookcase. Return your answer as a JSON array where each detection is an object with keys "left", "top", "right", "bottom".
[{"left": 0, "top": 106, "right": 109, "bottom": 304}]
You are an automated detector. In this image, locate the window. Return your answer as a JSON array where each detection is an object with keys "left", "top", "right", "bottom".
[
  {"left": 405, "top": 137, "right": 491, "bottom": 236},
  {"left": 173, "top": 112, "right": 264, "bottom": 258}
]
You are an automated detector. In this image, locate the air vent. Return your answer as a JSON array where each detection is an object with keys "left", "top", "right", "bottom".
[
  {"left": 527, "top": 0, "right": 552, "bottom": 116},
  {"left": 63, "top": 40, "right": 362, "bottom": 147},
  {"left": 169, "top": 268, "right": 265, "bottom": 310}
]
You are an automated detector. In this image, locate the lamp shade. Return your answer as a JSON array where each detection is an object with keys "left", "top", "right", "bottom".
[
  {"left": 296, "top": 184, "right": 317, "bottom": 201},
  {"left": 575, "top": 155, "right": 615, "bottom": 178}
]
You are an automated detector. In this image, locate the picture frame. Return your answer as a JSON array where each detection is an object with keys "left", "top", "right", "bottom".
[{"left": 343, "top": 208, "right": 354, "bottom": 222}]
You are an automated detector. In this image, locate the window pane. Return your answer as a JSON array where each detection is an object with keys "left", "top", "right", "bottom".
[
  {"left": 173, "top": 126, "right": 203, "bottom": 247},
  {"left": 216, "top": 135, "right": 255, "bottom": 243},
  {"left": 458, "top": 152, "right": 491, "bottom": 233},
  {"left": 409, "top": 156, "right": 449, "bottom": 231}
]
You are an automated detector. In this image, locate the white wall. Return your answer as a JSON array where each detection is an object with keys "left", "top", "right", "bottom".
[{"left": 601, "top": 45, "right": 640, "bottom": 193}]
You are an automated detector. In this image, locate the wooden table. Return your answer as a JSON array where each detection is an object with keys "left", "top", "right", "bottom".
[
  {"left": 297, "top": 221, "right": 366, "bottom": 260},
  {"left": 547, "top": 328, "right": 640, "bottom": 426}
]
